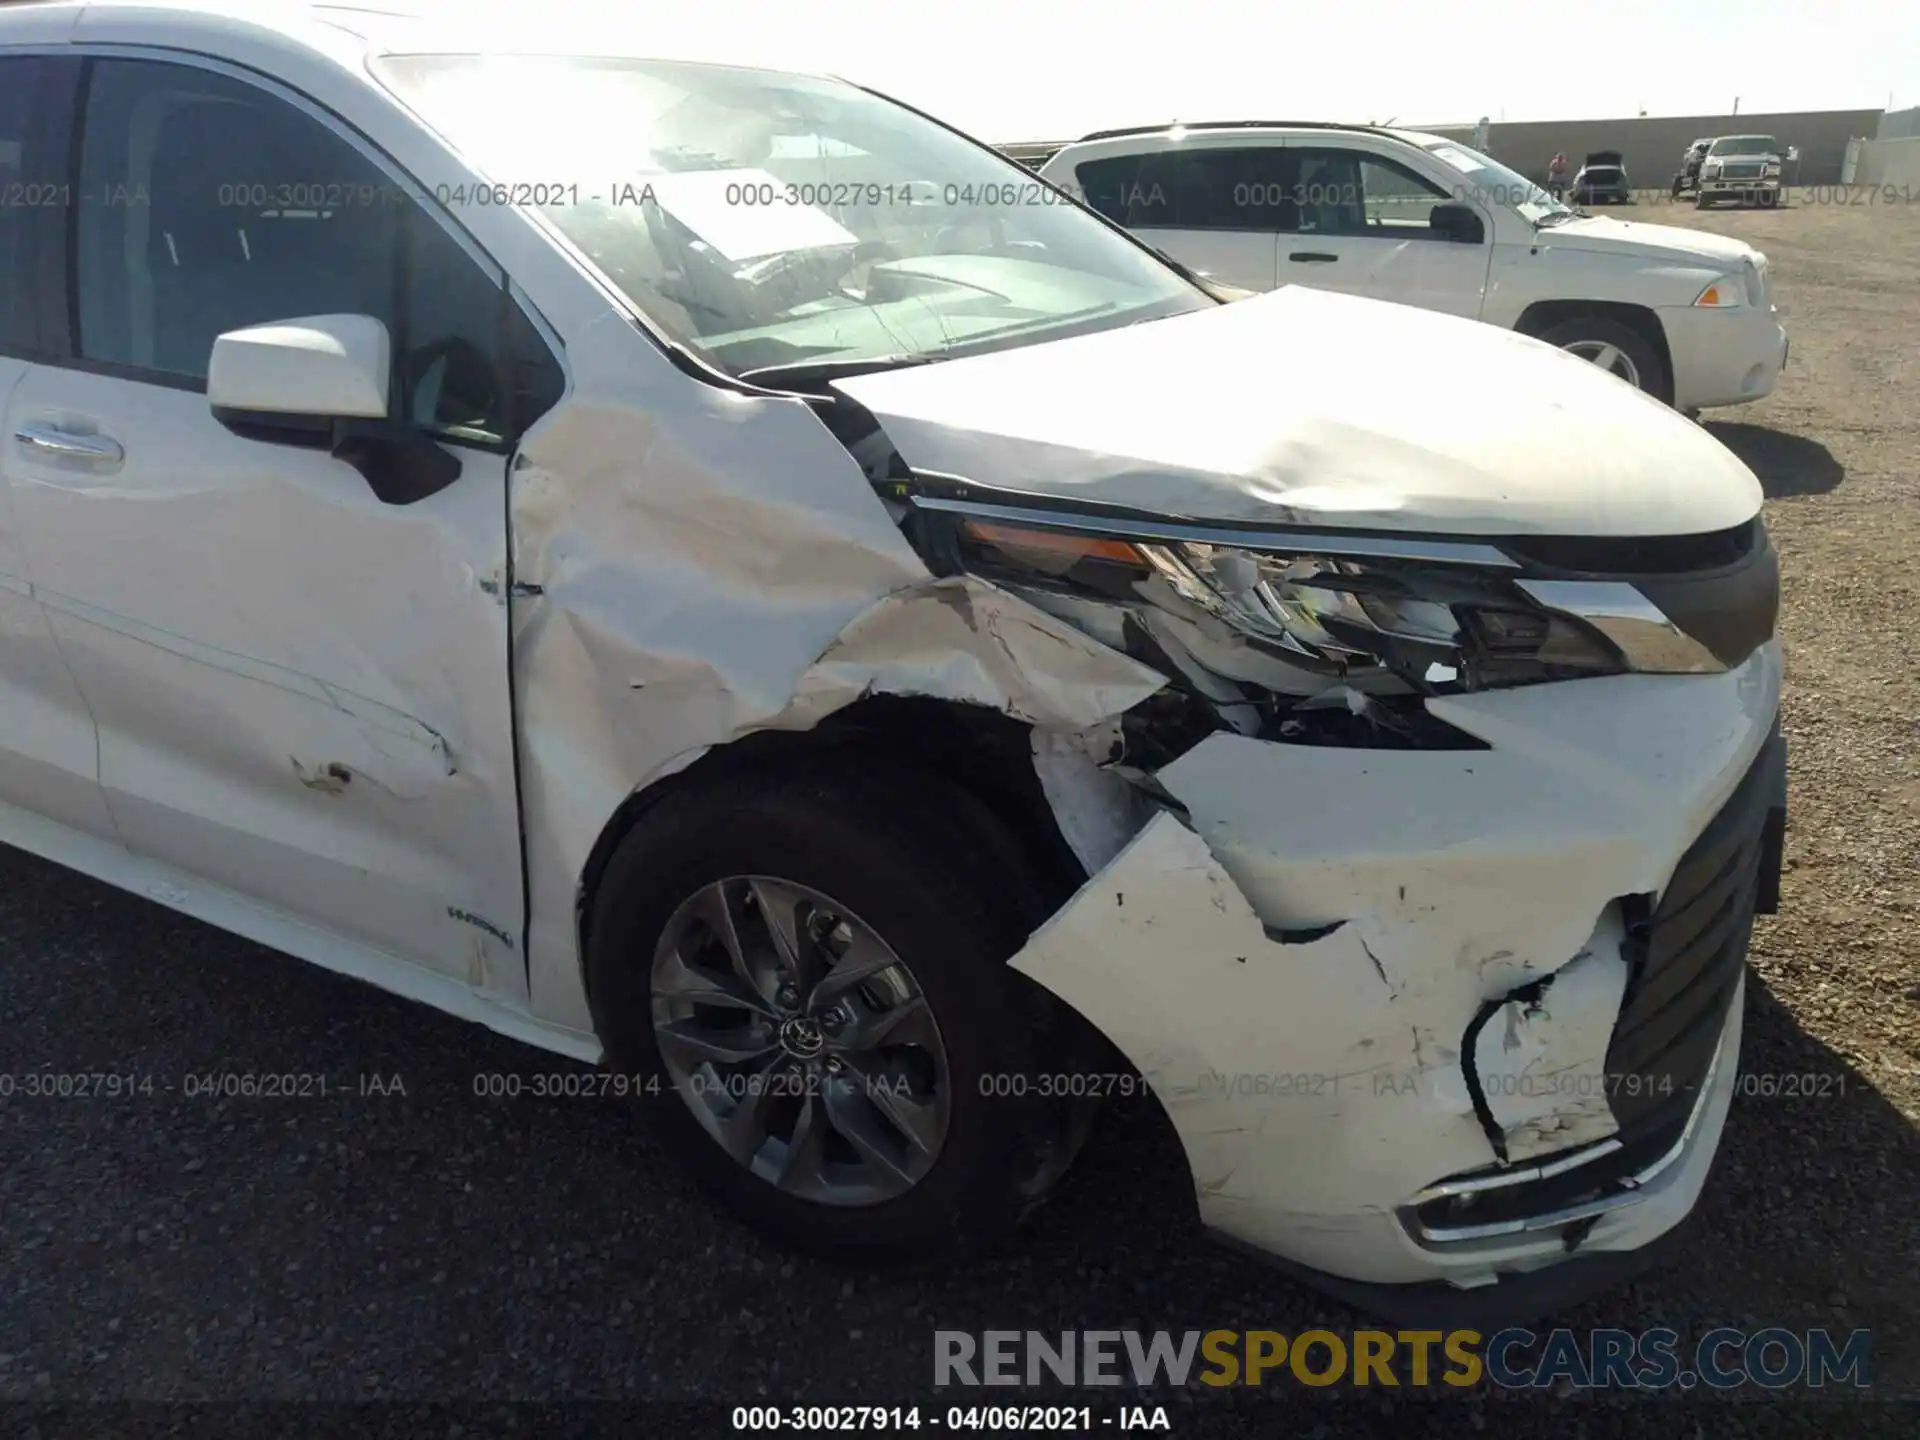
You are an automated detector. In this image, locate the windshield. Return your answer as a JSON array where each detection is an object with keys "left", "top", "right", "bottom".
[
  {"left": 372, "top": 54, "right": 1208, "bottom": 378},
  {"left": 1419, "top": 139, "right": 1571, "bottom": 224},
  {"left": 1709, "top": 137, "right": 1780, "bottom": 157}
]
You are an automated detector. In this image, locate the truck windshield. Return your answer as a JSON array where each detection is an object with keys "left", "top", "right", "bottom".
[
  {"left": 372, "top": 54, "right": 1209, "bottom": 379},
  {"left": 1709, "top": 137, "right": 1780, "bottom": 156}
]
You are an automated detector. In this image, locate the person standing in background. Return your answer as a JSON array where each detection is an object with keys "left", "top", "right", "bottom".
[{"left": 1547, "top": 152, "right": 1569, "bottom": 199}]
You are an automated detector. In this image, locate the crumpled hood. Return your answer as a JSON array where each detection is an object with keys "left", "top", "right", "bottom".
[
  {"left": 834, "top": 285, "right": 1762, "bottom": 538},
  {"left": 1544, "top": 214, "right": 1759, "bottom": 267}
]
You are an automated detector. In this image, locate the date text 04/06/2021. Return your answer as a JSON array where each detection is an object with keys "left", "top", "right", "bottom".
[{"left": 730, "top": 1406, "right": 1169, "bottom": 1432}]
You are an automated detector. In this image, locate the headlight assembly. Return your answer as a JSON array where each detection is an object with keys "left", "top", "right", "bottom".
[{"left": 938, "top": 515, "right": 1629, "bottom": 696}]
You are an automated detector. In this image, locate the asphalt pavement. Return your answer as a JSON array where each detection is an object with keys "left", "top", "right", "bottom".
[{"left": 0, "top": 843, "right": 1906, "bottom": 1438}]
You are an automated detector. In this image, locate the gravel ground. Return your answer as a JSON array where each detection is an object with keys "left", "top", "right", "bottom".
[{"left": 2, "top": 197, "right": 1916, "bottom": 1439}]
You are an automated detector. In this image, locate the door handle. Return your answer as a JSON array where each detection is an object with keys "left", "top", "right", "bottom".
[
  {"left": 1289, "top": 252, "right": 1340, "bottom": 263},
  {"left": 13, "top": 424, "right": 125, "bottom": 466}
]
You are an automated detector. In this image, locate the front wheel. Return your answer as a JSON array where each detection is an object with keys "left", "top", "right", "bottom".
[
  {"left": 1538, "top": 316, "right": 1668, "bottom": 401},
  {"left": 585, "top": 761, "right": 1093, "bottom": 1261}
]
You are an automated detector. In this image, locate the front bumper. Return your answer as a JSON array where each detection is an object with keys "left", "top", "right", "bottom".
[
  {"left": 1659, "top": 300, "right": 1789, "bottom": 410},
  {"left": 1011, "top": 643, "right": 1783, "bottom": 1315},
  {"left": 1700, "top": 177, "right": 1782, "bottom": 203}
]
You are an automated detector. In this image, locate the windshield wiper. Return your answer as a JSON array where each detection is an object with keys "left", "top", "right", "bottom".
[{"left": 737, "top": 352, "right": 940, "bottom": 388}]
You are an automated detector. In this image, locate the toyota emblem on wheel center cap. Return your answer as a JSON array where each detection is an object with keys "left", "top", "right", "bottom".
[{"left": 778, "top": 1016, "right": 826, "bottom": 1058}]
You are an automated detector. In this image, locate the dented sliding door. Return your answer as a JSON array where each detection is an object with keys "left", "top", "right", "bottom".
[
  {"left": 0, "top": 52, "right": 531, "bottom": 998},
  {"left": 8, "top": 360, "right": 528, "bottom": 996}
]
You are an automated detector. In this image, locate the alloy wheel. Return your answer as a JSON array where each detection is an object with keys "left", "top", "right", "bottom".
[
  {"left": 649, "top": 876, "right": 951, "bottom": 1206},
  {"left": 1562, "top": 338, "right": 1643, "bottom": 389}
]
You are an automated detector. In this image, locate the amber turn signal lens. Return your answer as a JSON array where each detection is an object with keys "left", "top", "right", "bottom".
[{"left": 961, "top": 521, "right": 1147, "bottom": 567}]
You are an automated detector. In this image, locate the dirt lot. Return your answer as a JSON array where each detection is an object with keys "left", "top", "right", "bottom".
[{"left": 0, "top": 198, "right": 1915, "bottom": 1437}]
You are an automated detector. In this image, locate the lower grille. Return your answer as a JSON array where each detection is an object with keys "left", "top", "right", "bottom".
[
  {"left": 1606, "top": 729, "right": 1779, "bottom": 1135},
  {"left": 1406, "top": 728, "right": 1781, "bottom": 1245}
]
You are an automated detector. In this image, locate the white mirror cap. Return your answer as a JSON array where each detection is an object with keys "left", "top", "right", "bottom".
[{"left": 207, "top": 314, "right": 390, "bottom": 419}]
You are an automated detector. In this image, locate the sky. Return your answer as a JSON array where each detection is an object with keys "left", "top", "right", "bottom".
[{"left": 399, "top": 0, "right": 1916, "bottom": 141}]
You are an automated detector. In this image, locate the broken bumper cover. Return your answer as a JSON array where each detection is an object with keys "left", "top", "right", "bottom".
[{"left": 1011, "top": 641, "right": 1783, "bottom": 1308}]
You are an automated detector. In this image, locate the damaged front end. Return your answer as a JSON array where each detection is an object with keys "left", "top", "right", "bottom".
[{"left": 827, "top": 413, "right": 1786, "bottom": 1307}]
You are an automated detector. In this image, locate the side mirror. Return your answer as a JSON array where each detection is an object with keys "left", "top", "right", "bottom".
[
  {"left": 1428, "top": 202, "right": 1486, "bottom": 244},
  {"left": 208, "top": 314, "right": 460, "bottom": 506}
]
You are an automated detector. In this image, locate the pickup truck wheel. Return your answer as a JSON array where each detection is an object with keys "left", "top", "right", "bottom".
[
  {"left": 585, "top": 761, "right": 1083, "bottom": 1262},
  {"left": 1695, "top": 192, "right": 1712, "bottom": 209},
  {"left": 1540, "top": 317, "right": 1666, "bottom": 399}
]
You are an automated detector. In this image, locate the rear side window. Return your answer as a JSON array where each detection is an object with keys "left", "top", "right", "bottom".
[
  {"left": 70, "top": 58, "right": 560, "bottom": 445},
  {"left": 0, "top": 56, "right": 80, "bottom": 357},
  {"left": 1074, "top": 147, "right": 1286, "bottom": 231}
]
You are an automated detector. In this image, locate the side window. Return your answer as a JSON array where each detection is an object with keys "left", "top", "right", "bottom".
[
  {"left": 1287, "top": 148, "right": 1453, "bottom": 239},
  {"left": 1073, "top": 156, "right": 1142, "bottom": 225},
  {"left": 72, "top": 58, "right": 550, "bottom": 444},
  {"left": 1356, "top": 155, "right": 1452, "bottom": 236},
  {"left": 0, "top": 57, "right": 80, "bottom": 358},
  {"left": 1076, "top": 148, "right": 1284, "bottom": 231},
  {"left": 1288, "top": 149, "right": 1367, "bottom": 235}
]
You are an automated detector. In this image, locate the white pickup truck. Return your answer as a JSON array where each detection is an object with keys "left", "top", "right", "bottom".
[{"left": 1040, "top": 122, "right": 1790, "bottom": 412}]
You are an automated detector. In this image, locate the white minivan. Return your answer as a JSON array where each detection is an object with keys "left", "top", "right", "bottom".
[
  {"left": 1041, "top": 122, "right": 1791, "bottom": 412},
  {"left": 1, "top": 2, "right": 1785, "bottom": 1322}
]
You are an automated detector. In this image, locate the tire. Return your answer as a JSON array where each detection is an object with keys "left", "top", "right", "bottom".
[
  {"left": 1538, "top": 315, "right": 1668, "bottom": 401},
  {"left": 1695, "top": 192, "right": 1711, "bottom": 209},
  {"left": 585, "top": 759, "right": 1092, "bottom": 1262}
]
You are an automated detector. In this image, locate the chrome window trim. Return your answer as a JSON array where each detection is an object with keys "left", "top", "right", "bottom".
[{"left": 909, "top": 491, "right": 1523, "bottom": 568}]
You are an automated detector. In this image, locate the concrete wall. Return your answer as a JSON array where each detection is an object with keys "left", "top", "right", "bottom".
[
  {"left": 1419, "top": 109, "right": 1884, "bottom": 187},
  {"left": 1879, "top": 106, "right": 1920, "bottom": 141},
  {"left": 1850, "top": 136, "right": 1920, "bottom": 187}
]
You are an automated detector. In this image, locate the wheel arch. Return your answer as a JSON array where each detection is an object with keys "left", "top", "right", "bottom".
[
  {"left": 573, "top": 695, "right": 1090, "bottom": 1009},
  {"left": 1515, "top": 299, "right": 1675, "bottom": 404}
]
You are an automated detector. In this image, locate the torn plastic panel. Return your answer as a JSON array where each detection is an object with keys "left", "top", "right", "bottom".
[
  {"left": 1465, "top": 928, "right": 1630, "bottom": 1164},
  {"left": 1010, "top": 644, "right": 1778, "bottom": 1285},
  {"left": 1029, "top": 722, "right": 1159, "bottom": 876}
]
